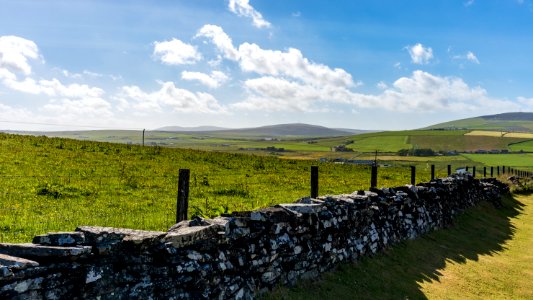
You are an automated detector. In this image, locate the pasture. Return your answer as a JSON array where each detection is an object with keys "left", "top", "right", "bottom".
[{"left": 0, "top": 133, "right": 435, "bottom": 243}]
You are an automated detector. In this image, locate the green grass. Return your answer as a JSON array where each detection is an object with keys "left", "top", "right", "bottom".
[
  {"left": 347, "top": 135, "right": 410, "bottom": 152},
  {"left": 426, "top": 116, "right": 533, "bottom": 132},
  {"left": 265, "top": 193, "right": 533, "bottom": 299},
  {"left": 464, "top": 153, "right": 533, "bottom": 170},
  {"left": 508, "top": 139, "right": 533, "bottom": 152},
  {"left": 0, "top": 133, "right": 429, "bottom": 243}
]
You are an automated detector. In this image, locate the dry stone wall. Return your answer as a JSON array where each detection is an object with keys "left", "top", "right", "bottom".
[{"left": 0, "top": 175, "right": 508, "bottom": 299}]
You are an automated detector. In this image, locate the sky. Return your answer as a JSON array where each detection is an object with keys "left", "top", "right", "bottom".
[{"left": 1, "top": 0, "right": 533, "bottom": 131}]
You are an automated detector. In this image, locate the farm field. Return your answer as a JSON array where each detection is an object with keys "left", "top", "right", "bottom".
[
  {"left": 22, "top": 128, "right": 533, "bottom": 159},
  {"left": 265, "top": 193, "right": 533, "bottom": 299},
  {"left": 464, "top": 153, "right": 533, "bottom": 171}
]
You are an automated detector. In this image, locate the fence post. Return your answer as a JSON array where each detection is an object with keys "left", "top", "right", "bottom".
[
  {"left": 472, "top": 166, "right": 476, "bottom": 178},
  {"left": 370, "top": 165, "right": 378, "bottom": 188},
  {"left": 502, "top": 166, "right": 506, "bottom": 175},
  {"left": 311, "top": 166, "right": 319, "bottom": 198},
  {"left": 411, "top": 166, "right": 416, "bottom": 185},
  {"left": 176, "top": 169, "right": 190, "bottom": 223},
  {"left": 490, "top": 166, "right": 494, "bottom": 177},
  {"left": 483, "top": 167, "right": 487, "bottom": 178},
  {"left": 431, "top": 164, "right": 435, "bottom": 180},
  {"left": 447, "top": 164, "right": 451, "bottom": 176},
  {"left": 466, "top": 166, "right": 469, "bottom": 172},
  {"left": 497, "top": 166, "right": 500, "bottom": 176}
]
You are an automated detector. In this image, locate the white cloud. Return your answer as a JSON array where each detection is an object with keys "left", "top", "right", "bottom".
[
  {"left": 118, "top": 82, "right": 226, "bottom": 114},
  {"left": 0, "top": 35, "right": 40, "bottom": 76},
  {"left": 228, "top": 0, "right": 271, "bottom": 29},
  {"left": 408, "top": 43, "right": 433, "bottom": 65},
  {"left": 464, "top": 0, "right": 475, "bottom": 7},
  {"left": 232, "top": 70, "right": 520, "bottom": 114},
  {"left": 197, "top": 25, "right": 356, "bottom": 88},
  {"left": 466, "top": 51, "right": 480, "bottom": 64},
  {"left": 196, "top": 25, "right": 240, "bottom": 61},
  {"left": 181, "top": 71, "right": 228, "bottom": 89},
  {"left": 42, "top": 97, "right": 113, "bottom": 118},
  {"left": 377, "top": 81, "right": 388, "bottom": 90},
  {"left": 452, "top": 50, "right": 480, "bottom": 64},
  {"left": 153, "top": 38, "right": 201, "bottom": 65}
]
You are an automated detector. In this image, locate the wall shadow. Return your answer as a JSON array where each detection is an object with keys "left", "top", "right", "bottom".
[{"left": 265, "top": 194, "right": 526, "bottom": 300}]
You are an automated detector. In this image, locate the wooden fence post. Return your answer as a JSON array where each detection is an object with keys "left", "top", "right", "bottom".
[
  {"left": 311, "top": 166, "right": 319, "bottom": 198},
  {"left": 483, "top": 167, "right": 487, "bottom": 178},
  {"left": 370, "top": 165, "right": 378, "bottom": 188},
  {"left": 472, "top": 166, "right": 476, "bottom": 178},
  {"left": 502, "top": 166, "right": 506, "bottom": 175},
  {"left": 431, "top": 164, "right": 435, "bottom": 180},
  {"left": 447, "top": 165, "right": 451, "bottom": 176},
  {"left": 411, "top": 166, "right": 416, "bottom": 185},
  {"left": 497, "top": 166, "right": 500, "bottom": 176},
  {"left": 176, "top": 169, "right": 190, "bottom": 223},
  {"left": 466, "top": 166, "right": 469, "bottom": 172},
  {"left": 490, "top": 166, "right": 494, "bottom": 177}
]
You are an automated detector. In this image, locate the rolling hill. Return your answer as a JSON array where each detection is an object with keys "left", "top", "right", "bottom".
[
  {"left": 425, "top": 112, "right": 533, "bottom": 132},
  {"left": 156, "top": 123, "right": 356, "bottom": 137}
]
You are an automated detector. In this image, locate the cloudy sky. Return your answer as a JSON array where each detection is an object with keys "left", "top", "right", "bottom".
[{"left": 1, "top": 0, "right": 533, "bottom": 131}]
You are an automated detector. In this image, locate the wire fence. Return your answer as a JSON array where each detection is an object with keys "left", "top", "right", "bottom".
[{"left": 0, "top": 162, "right": 529, "bottom": 243}]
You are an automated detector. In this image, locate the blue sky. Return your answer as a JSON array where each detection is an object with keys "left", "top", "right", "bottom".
[{"left": 1, "top": 0, "right": 533, "bottom": 131}]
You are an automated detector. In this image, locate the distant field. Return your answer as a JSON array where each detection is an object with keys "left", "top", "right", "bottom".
[
  {"left": 347, "top": 135, "right": 410, "bottom": 152},
  {"left": 463, "top": 153, "right": 533, "bottom": 170},
  {"left": 508, "top": 140, "right": 533, "bottom": 152},
  {"left": 427, "top": 116, "right": 533, "bottom": 132},
  {"left": 466, "top": 130, "right": 533, "bottom": 139}
]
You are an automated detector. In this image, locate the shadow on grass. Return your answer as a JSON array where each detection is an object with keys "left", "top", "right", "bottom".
[{"left": 265, "top": 194, "right": 525, "bottom": 300}]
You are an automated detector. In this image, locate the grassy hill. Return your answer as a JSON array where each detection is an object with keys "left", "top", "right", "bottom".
[
  {"left": 155, "top": 123, "right": 355, "bottom": 137},
  {"left": 425, "top": 112, "right": 533, "bottom": 132}
]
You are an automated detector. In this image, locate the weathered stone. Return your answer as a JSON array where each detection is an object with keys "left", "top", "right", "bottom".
[
  {"left": 0, "top": 254, "right": 39, "bottom": 270},
  {"left": 0, "top": 243, "right": 91, "bottom": 261},
  {"left": 32, "top": 232, "right": 85, "bottom": 246}
]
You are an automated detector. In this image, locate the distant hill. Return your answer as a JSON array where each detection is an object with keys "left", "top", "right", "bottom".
[
  {"left": 425, "top": 112, "right": 533, "bottom": 132},
  {"left": 155, "top": 123, "right": 357, "bottom": 137},
  {"left": 157, "top": 126, "right": 229, "bottom": 132}
]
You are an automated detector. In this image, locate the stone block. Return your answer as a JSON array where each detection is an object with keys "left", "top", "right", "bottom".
[
  {"left": 0, "top": 254, "right": 39, "bottom": 270},
  {"left": 0, "top": 244, "right": 92, "bottom": 261},
  {"left": 32, "top": 232, "right": 85, "bottom": 246}
]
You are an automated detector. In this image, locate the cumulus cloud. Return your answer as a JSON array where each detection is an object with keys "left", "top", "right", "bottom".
[
  {"left": 195, "top": 25, "right": 240, "bottom": 61},
  {"left": 228, "top": 0, "right": 271, "bottom": 29},
  {"left": 153, "top": 38, "right": 201, "bottom": 65},
  {"left": 118, "top": 82, "right": 226, "bottom": 114},
  {"left": 196, "top": 25, "right": 356, "bottom": 88},
  {"left": 232, "top": 70, "right": 519, "bottom": 113},
  {"left": 181, "top": 71, "right": 228, "bottom": 89},
  {"left": 0, "top": 35, "right": 40, "bottom": 76},
  {"left": 408, "top": 43, "right": 433, "bottom": 65}
]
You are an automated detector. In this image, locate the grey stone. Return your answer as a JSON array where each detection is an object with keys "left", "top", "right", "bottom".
[{"left": 32, "top": 232, "right": 85, "bottom": 246}]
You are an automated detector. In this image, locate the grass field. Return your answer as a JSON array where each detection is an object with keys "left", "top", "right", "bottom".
[
  {"left": 509, "top": 140, "right": 533, "bottom": 152},
  {"left": 265, "top": 193, "right": 533, "bottom": 299},
  {"left": 0, "top": 133, "right": 444, "bottom": 243},
  {"left": 464, "top": 153, "right": 533, "bottom": 170}
]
